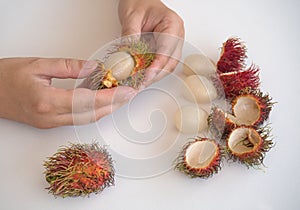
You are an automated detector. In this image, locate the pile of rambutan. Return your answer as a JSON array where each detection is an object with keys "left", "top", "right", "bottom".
[{"left": 175, "top": 37, "right": 275, "bottom": 178}]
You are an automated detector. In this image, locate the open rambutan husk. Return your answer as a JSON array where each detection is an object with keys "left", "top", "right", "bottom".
[
  {"left": 44, "top": 142, "right": 114, "bottom": 198},
  {"left": 226, "top": 125, "right": 274, "bottom": 168},
  {"left": 219, "top": 64, "right": 260, "bottom": 99},
  {"left": 208, "top": 106, "right": 237, "bottom": 141},
  {"left": 217, "top": 37, "right": 247, "bottom": 73},
  {"left": 175, "top": 137, "right": 223, "bottom": 179},
  {"left": 87, "top": 39, "right": 155, "bottom": 90},
  {"left": 231, "top": 88, "right": 274, "bottom": 127}
]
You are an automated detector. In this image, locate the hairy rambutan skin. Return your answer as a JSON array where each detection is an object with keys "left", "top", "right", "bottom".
[
  {"left": 217, "top": 37, "right": 247, "bottom": 73},
  {"left": 87, "top": 40, "right": 155, "bottom": 90},
  {"left": 118, "top": 40, "right": 155, "bottom": 75},
  {"left": 219, "top": 64, "right": 260, "bottom": 99},
  {"left": 175, "top": 138, "right": 223, "bottom": 179},
  {"left": 208, "top": 106, "right": 237, "bottom": 141},
  {"left": 226, "top": 126, "right": 274, "bottom": 168},
  {"left": 231, "top": 88, "right": 274, "bottom": 127},
  {"left": 44, "top": 142, "right": 114, "bottom": 198}
]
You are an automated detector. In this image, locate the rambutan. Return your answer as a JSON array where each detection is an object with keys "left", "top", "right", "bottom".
[
  {"left": 226, "top": 126, "right": 274, "bottom": 167},
  {"left": 208, "top": 106, "right": 237, "bottom": 141},
  {"left": 43, "top": 142, "right": 114, "bottom": 198},
  {"left": 87, "top": 39, "right": 155, "bottom": 90},
  {"left": 175, "top": 138, "right": 223, "bottom": 178},
  {"left": 219, "top": 64, "right": 260, "bottom": 99},
  {"left": 231, "top": 88, "right": 274, "bottom": 127},
  {"left": 217, "top": 37, "right": 247, "bottom": 73}
]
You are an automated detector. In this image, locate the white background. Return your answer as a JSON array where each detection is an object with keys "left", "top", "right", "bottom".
[{"left": 0, "top": 0, "right": 299, "bottom": 209}]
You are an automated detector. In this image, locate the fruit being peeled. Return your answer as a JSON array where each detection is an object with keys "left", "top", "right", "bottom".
[
  {"left": 43, "top": 142, "right": 114, "bottom": 198},
  {"left": 175, "top": 138, "right": 222, "bottom": 178},
  {"left": 183, "top": 54, "right": 216, "bottom": 76},
  {"left": 183, "top": 75, "right": 218, "bottom": 103},
  {"left": 87, "top": 40, "right": 155, "bottom": 90},
  {"left": 174, "top": 105, "right": 208, "bottom": 134},
  {"left": 226, "top": 126, "right": 273, "bottom": 167},
  {"left": 104, "top": 51, "right": 135, "bottom": 81}
]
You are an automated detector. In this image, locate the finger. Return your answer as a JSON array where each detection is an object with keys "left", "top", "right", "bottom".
[
  {"left": 153, "top": 57, "right": 179, "bottom": 82},
  {"left": 143, "top": 57, "right": 178, "bottom": 88},
  {"left": 51, "top": 86, "right": 137, "bottom": 114},
  {"left": 120, "top": 13, "right": 143, "bottom": 36},
  {"left": 73, "top": 86, "right": 137, "bottom": 113},
  {"left": 75, "top": 102, "right": 128, "bottom": 125},
  {"left": 145, "top": 33, "right": 182, "bottom": 78},
  {"left": 58, "top": 102, "right": 127, "bottom": 126},
  {"left": 144, "top": 39, "right": 182, "bottom": 84},
  {"left": 35, "top": 58, "right": 98, "bottom": 79}
]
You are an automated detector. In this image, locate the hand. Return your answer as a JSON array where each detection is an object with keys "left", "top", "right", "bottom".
[
  {"left": 0, "top": 58, "right": 137, "bottom": 128},
  {"left": 118, "top": 0, "right": 185, "bottom": 85}
]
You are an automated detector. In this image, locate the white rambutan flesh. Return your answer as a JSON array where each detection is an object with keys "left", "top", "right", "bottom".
[
  {"left": 183, "top": 75, "right": 218, "bottom": 104},
  {"left": 183, "top": 54, "right": 216, "bottom": 76},
  {"left": 104, "top": 51, "right": 135, "bottom": 81},
  {"left": 175, "top": 138, "right": 222, "bottom": 179},
  {"left": 174, "top": 105, "right": 208, "bottom": 134}
]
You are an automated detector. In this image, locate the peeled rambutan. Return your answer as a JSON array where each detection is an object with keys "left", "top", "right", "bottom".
[
  {"left": 87, "top": 39, "right": 155, "bottom": 90},
  {"left": 43, "top": 142, "right": 114, "bottom": 198},
  {"left": 208, "top": 106, "right": 237, "bottom": 141},
  {"left": 219, "top": 64, "right": 260, "bottom": 99},
  {"left": 175, "top": 138, "right": 223, "bottom": 179},
  {"left": 226, "top": 126, "right": 274, "bottom": 167},
  {"left": 217, "top": 37, "right": 247, "bottom": 73},
  {"left": 231, "top": 88, "right": 274, "bottom": 127}
]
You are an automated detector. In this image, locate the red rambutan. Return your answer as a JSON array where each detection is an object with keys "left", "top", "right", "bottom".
[
  {"left": 231, "top": 88, "right": 274, "bottom": 127},
  {"left": 87, "top": 39, "right": 155, "bottom": 90},
  {"left": 219, "top": 64, "right": 260, "bottom": 99},
  {"left": 226, "top": 125, "right": 274, "bottom": 168},
  {"left": 175, "top": 137, "right": 223, "bottom": 179},
  {"left": 208, "top": 106, "right": 237, "bottom": 141},
  {"left": 43, "top": 142, "right": 114, "bottom": 198},
  {"left": 217, "top": 37, "right": 247, "bottom": 73}
]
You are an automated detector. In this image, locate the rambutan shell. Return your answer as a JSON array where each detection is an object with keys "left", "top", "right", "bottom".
[
  {"left": 218, "top": 64, "right": 260, "bottom": 99},
  {"left": 217, "top": 37, "right": 247, "bottom": 73},
  {"left": 175, "top": 138, "right": 222, "bottom": 178},
  {"left": 231, "top": 89, "right": 274, "bottom": 126},
  {"left": 226, "top": 126, "right": 274, "bottom": 167}
]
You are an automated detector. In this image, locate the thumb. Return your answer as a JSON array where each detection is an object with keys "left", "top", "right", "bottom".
[{"left": 38, "top": 58, "right": 98, "bottom": 79}]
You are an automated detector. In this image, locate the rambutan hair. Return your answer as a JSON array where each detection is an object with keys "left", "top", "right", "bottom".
[{"left": 217, "top": 37, "right": 247, "bottom": 73}]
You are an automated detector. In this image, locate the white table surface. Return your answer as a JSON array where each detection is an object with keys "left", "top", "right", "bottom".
[{"left": 0, "top": 0, "right": 299, "bottom": 209}]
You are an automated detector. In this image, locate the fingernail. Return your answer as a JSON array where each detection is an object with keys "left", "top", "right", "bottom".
[{"left": 83, "top": 60, "right": 98, "bottom": 71}]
